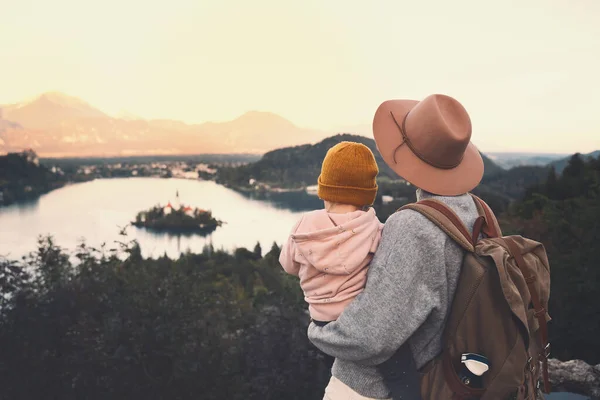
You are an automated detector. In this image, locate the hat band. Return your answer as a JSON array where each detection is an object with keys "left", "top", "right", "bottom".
[{"left": 389, "top": 111, "right": 463, "bottom": 170}]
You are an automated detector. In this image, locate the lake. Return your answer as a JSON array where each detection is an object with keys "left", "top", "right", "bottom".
[{"left": 0, "top": 177, "right": 322, "bottom": 260}]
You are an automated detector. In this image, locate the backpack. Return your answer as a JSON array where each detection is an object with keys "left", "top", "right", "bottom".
[{"left": 399, "top": 194, "right": 551, "bottom": 400}]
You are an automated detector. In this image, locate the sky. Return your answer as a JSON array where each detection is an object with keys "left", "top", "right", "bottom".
[{"left": 1, "top": 0, "right": 599, "bottom": 153}]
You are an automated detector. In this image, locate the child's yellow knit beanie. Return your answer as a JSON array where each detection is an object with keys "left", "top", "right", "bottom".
[{"left": 317, "top": 141, "right": 379, "bottom": 207}]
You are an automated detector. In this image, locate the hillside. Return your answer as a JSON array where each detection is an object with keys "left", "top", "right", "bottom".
[
  {"left": 213, "top": 134, "right": 558, "bottom": 217},
  {"left": 0, "top": 92, "right": 330, "bottom": 157},
  {"left": 480, "top": 165, "right": 552, "bottom": 200},
  {"left": 216, "top": 133, "right": 505, "bottom": 188},
  {"left": 481, "top": 152, "right": 505, "bottom": 178},
  {"left": 472, "top": 164, "right": 551, "bottom": 213},
  {"left": 216, "top": 134, "right": 395, "bottom": 188},
  {"left": 0, "top": 150, "right": 67, "bottom": 206},
  {"left": 551, "top": 150, "right": 600, "bottom": 173},
  {"left": 503, "top": 154, "right": 600, "bottom": 365}
]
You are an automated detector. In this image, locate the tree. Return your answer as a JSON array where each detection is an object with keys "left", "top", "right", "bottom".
[
  {"left": 0, "top": 237, "right": 329, "bottom": 399},
  {"left": 0, "top": 259, "right": 30, "bottom": 312},
  {"left": 253, "top": 242, "right": 262, "bottom": 258},
  {"left": 509, "top": 155, "right": 600, "bottom": 363},
  {"left": 202, "top": 242, "right": 214, "bottom": 256},
  {"left": 563, "top": 153, "right": 585, "bottom": 178},
  {"left": 267, "top": 241, "right": 280, "bottom": 258},
  {"left": 235, "top": 247, "right": 259, "bottom": 261}
]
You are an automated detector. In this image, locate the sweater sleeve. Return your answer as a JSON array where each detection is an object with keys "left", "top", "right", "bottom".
[
  {"left": 307, "top": 209, "right": 445, "bottom": 366},
  {"left": 278, "top": 217, "right": 303, "bottom": 276}
]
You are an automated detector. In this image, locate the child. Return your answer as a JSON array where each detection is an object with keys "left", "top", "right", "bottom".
[{"left": 279, "top": 141, "right": 383, "bottom": 324}]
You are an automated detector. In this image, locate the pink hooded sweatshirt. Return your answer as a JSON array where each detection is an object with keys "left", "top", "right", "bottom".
[{"left": 279, "top": 208, "right": 383, "bottom": 322}]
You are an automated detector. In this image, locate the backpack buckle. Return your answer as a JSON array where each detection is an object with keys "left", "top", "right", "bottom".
[
  {"left": 543, "top": 343, "right": 551, "bottom": 359},
  {"left": 526, "top": 357, "right": 534, "bottom": 373}
]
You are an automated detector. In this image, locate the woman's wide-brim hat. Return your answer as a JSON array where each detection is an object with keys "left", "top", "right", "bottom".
[{"left": 372, "top": 94, "right": 484, "bottom": 196}]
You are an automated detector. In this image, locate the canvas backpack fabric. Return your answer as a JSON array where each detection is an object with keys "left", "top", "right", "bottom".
[{"left": 399, "top": 194, "right": 551, "bottom": 400}]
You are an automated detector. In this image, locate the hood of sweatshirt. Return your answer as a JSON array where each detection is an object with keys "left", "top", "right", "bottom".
[{"left": 291, "top": 208, "right": 383, "bottom": 274}]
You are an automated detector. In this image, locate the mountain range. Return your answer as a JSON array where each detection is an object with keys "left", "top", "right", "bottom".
[
  {"left": 1, "top": 93, "right": 598, "bottom": 164},
  {"left": 0, "top": 92, "right": 330, "bottom": 157}
]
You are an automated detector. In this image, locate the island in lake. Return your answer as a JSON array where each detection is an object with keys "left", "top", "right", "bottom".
[{"left": 132, "top": 191, "right": 223, "bottom": 235}]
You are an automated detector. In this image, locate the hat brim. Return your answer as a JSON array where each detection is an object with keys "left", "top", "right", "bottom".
[{"left": 372, "top": 99, "right": 484, "bottom": 196}]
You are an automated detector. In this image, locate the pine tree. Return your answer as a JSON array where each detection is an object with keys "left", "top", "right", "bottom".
[
  {"left": 563, "top": 153, "right": 585, "bottom": 178},
  {"left": 561, "top": 153, "right": 589, "bottom": 198},
  {"left": 267, "top": 241, "right": 281, "bottom": 258},
  {"left": 253, "top": 242, "right": 262, "bottom": 258}
]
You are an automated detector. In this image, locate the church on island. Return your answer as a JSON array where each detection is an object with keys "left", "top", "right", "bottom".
[
  {"left": 132, "top": 190, "right": 221, "bottom": 234},
  {"left": 162, "top": 190, "right": 205, "bottom": 217}
]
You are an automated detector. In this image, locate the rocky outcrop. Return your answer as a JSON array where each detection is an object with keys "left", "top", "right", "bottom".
[{"left": 548, "top": 358, "right": 600, "bottom": 399}]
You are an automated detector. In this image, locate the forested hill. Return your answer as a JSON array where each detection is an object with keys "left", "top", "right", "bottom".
[
  {"left": 213, "top": 134, "right": 552, "bottom": 216},
  {"left": 503, "top": 153, "right": 600, "bottom": 364},
  {"left": 0, "top": 150, "right": 67, "bottom": 206},
  {"left": 216, "top": 134, "right": 392, "bottom": 188},
  {"left": 216, "top": 134, "right": 505, "bottom": 189},
  {"left": 551, "top": 150, "right": 600, "bottom": 174}
]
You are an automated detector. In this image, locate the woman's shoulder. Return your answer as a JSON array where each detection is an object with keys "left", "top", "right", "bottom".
[
  {"left": 383, "top": 207, "right": 432, "bottom": 231},
  {"left": 380, "top": 207, "right": 452, "bottom": 248}
]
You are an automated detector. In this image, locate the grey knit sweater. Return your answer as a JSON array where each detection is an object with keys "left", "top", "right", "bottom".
[{"left": 307, "top": 189, "right": 480, "bottom": 399}]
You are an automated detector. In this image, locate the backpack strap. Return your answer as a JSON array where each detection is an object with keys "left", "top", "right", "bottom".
[
  {"left": 503, "top": 237, "right": 551, "bottom": 394},
  {"left": 399, "top": 199, "right": 475, "bottom": 252},
  {"left": 470, "top": 194, "right": 502, "bottom": 238}
]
